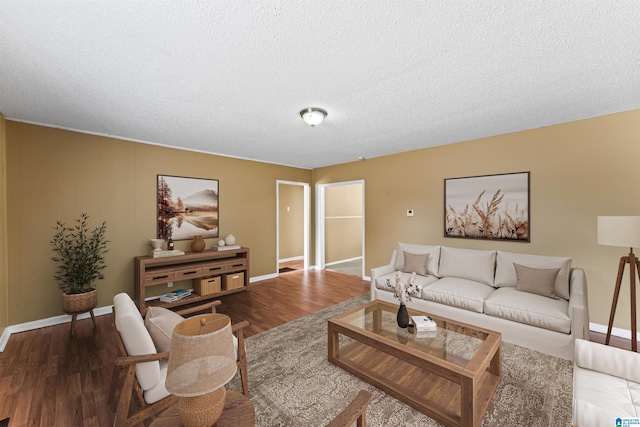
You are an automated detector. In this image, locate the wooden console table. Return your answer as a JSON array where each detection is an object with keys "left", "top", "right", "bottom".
[{"left": 134, "top": 247, "right": 250, "bottom": 313}]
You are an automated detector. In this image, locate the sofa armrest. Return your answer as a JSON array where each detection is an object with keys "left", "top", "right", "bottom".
[
  {"left": 574, "top": 339, "right": 640, "bottom": 383},
  {"left": 370, "top": 250, "right": 398, "bottom": 298},
  {"left": 568, "top": 268, "right": 590, "bottom": 340}
]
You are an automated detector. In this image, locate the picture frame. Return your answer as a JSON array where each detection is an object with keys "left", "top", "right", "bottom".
[
  {"left": 444, "top": 172, "right": 530, "bottom": 242},
  {"left": 157, "top": 175, "right": 219, "bottom": 241}
]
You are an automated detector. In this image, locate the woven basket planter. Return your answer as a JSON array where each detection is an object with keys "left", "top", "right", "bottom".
[{"left": 62, "top": 288, "right": 98, "bottom": 314}]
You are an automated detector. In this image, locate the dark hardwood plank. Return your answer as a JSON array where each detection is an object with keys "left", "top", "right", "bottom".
[{"left": 0, "top": 269, "right": 368, "bottom": 426}]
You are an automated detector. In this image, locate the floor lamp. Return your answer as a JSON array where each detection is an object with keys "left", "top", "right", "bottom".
[{"left": 597, "top": 216, "right": 640, "bottom": 352}]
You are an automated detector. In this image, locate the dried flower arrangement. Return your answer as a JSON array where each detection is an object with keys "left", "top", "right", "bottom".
[{"left": 384, "top": 271, "right": 421, "bottom": 304}]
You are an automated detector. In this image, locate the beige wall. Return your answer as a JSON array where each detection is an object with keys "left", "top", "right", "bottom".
[
  {"left": 324, "top": 183, "right": 363, "bottom": 263},
  {"left": 278, "top": 183, "right": 304, "bottom": 260},
  {"left": 5, "top": 122, "right": 312, "bottom": 324},
  {"left": 0, "top": 113, "right": 7, "bottom": 335},
  {"left": 314, "top": 109, "right": 640, "bottom": 330}
]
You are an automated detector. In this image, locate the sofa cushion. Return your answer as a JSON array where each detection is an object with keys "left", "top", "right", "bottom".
[
  {"left": 395, "top": 243, "right": 440, "bottom": 276},
  {"left": 376, "top": 271, "right": 438, "bottom": 292},
  {"left": 573, "top": 366, "right": 640, "bottom": 426},
  {"left": 514, "top": 263, "right": 560, "bottom": 299},
  {"left": 402, "top": 251, "right": 428, "bottom": 276},
  {"left": 145, "top": 306, "right": 185, "bottom": 352},
  {"left": 573, "top": 339, "right": 640, "bottom": 426},
  {"left": 143, "top": 360, "right": 171, "bottom": 404},
  {"left": 484, "top": 287, "right": 571, "bottom": 333},
  {"left": 575, "top": 338, "right": 640, "bottom": 384},
  {"left": 113, "top": 293, "right": 161, "bottom": 391},
  {"left": 421, "top": 277, "right": 495, "bottom": 313},
  {"left": 438, "top": 247, "right": 496, "bottom": 286},
  {"left": 494, "top": 251, "right": 572, "bottom": 299}
]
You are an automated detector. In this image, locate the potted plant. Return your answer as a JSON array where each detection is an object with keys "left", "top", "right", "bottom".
[{"left": 50, "top": 213, "right": 109, "bottom": 314}]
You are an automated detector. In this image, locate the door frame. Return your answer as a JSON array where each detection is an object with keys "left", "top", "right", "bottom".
[
  {"left": 315, "top": 180, "right": 365, "bottom": 278},
  {"left": 276, "top": 180, "right": 310, "bottom": 273}
]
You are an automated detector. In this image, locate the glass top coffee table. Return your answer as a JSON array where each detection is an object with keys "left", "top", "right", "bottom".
[{"left": 328, "top": 300, "right": 502, "bottom": 427}]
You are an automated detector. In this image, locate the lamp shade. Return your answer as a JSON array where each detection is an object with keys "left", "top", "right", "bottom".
[
  {"left": 166, "top": 314, "right": 237, "bottom": 397},
  {"left": 597, "top": 216, "right": 640, "bottom": 249},
  {"left": 300, "top": 108, "right": 327, "bottom": 126}
]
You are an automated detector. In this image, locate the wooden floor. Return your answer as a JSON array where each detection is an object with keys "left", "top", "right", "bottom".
[
  {"left": 0, "top": 263, "right": 634, "bottom": 426},
  {"left": 0, "top": 267, "right": 369, "bottom": 427}
]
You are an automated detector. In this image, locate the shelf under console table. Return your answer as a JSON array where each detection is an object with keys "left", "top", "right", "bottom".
[{"left": 134, "top": 247, "right": 250, "bottom": 314}]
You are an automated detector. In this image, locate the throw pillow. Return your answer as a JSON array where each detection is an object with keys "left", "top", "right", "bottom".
[
  {"left": 514, "top": 263, "right": 561, "bottom": 299},
  {"left": 144, "top": 306, "right": 185, "bottom": 352},
  {"left": 402, "top": 251, "right": 429, "bottom": 276},
  {"left": 394, "top": 243, "right": 441, "bottom": 276},
  {"left": 494, "top": 251, "right": 572, "bottom": 299}
]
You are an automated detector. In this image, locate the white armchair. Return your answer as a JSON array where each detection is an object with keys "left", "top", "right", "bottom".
[
  {"left": 573, "top": 339, "right": 640, "bottom": 426},
  {"left": 110, "top": 293, "right": 249, "bottom": 426}
]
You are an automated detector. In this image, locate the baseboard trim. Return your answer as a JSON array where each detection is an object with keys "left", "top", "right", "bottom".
[
  {"left": 325, "top": 256, "right": 363, "bottom": 267},
  {"left": 589, "top": 322, "right": 640, "bottom": 341},
  {"left": 278, "top": 256, "right": 304, "bottom": 263},
  {"left": 0, "top": 305, "right": 113, "bottom": 352}
]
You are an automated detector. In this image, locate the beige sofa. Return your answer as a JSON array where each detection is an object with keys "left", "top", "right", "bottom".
[
  {"left": 370, "top": 243, "right": 590, "bottom": 360},
  {"left": 573, "top": 339, "right": 640, "bottom": 426}
]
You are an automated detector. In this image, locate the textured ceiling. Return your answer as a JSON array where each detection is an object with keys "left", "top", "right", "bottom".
[{"left": 1, "top": 1, "right": 639, "bottom": 169}]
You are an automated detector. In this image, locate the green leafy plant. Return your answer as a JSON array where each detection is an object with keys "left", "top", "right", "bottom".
[{"left": 50, "top": 213, "right": 109, "bottom": 294}]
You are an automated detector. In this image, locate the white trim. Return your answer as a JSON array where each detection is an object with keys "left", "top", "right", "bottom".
[
  {"left": 250, "top": 273, "right": 277, "bottom": 282},
  {"left": 5, "top": 118, "right": 312, "bottom": 170},
  {"left": 325, "top": 256, "right": 363, "bottom": 267},
  {"left": 589, "top": 322, "right": 640, "bottom": 342},
  {"left": 316, "top": 180, "right": 366, "bottom": 278},
  {"left": 0, "top": 305, "right": 113, "bottom": 352},
  {"left": 276, "top": 180, "right": 310, "bottom": 274},
  {"left": 278, "top": 256, "right": 304, "bottom": 263}
]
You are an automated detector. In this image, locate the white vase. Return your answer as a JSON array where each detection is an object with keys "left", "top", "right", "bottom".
[
  {"left": 150, "top": 238, "right": 164, "bottom": 252},
  {"left": 218, "top": 239, "right": 226, "bottom": 247},
  {"left": 225, "top": 234, "right": 236, "bottom": 245}
]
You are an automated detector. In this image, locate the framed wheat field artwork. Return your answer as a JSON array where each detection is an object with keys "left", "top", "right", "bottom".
[
  {"left": 157, "top": 175, "right": 219, "bottom": 241},
  {"left": 444, "top": 172, "right": 530, "bottom": 242}
]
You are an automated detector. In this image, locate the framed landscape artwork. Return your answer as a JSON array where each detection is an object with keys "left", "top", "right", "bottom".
[
  {"left": 157, "top": 175, "right": 219, "bottom": 241},
  {"left": 444, "top": 172, "right": 530, "bottom": 242}
]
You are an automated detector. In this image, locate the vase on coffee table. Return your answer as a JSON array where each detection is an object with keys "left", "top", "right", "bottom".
[{"left": 397, "top": 303, "right": 409, "bottom": 328}]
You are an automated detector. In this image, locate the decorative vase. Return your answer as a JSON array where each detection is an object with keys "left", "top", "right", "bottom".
[
  {"left": 150, "top": 238, "right": 164, "bottom": 252},
  {"left": 397, "top": 303, "right": 409, "bottom": 328},
  {"left": 225, "top": 234, "right": 236, "bottom": 245},
  {"left": 190, "top": 235, "right": 205, "bottom": 252},
  {"left": 62, "top": 288, "right": 98, "bottom": 314},
  {"left": 218, "top": 239, "right": 226, "bottom": 247}
]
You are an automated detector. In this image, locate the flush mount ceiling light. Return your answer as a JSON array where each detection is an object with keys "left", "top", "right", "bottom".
[{"left": 300, "top": 108, "right": 327, "bottom": 126}]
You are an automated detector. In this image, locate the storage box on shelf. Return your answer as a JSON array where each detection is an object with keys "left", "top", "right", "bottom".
[
  {"left": 194, "top": 276, "right": 222, "bottom": 295},
  {"left": 134, "top": 247, "right": 249, "bottom": 313},
  {"left": 223, "top": 272, "right": 245, "bottom": 290}
]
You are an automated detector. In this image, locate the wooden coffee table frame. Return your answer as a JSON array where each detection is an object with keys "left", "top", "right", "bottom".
[{"left": 328, "top": 300, "right": 502, "bottom": 427}]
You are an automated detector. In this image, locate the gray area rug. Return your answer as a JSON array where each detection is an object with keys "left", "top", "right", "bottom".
[{"left": 227, "top": 294, "right": 573, "bottom": 426}]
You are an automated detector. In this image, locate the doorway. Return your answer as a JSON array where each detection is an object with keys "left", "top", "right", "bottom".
[
  {"left": 276, "top": 181, "right": 310, "bottom": 275},
  {"left": 316, "top": 180, "right": 365, "bottom": 278}
]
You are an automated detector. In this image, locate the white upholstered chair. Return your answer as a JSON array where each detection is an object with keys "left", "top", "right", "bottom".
[
  {"left": 573, "top": 338, "right": 640, "bottom": 426},
  {"left": 109, "top": 293, "right": 248, "bottom": 426}
]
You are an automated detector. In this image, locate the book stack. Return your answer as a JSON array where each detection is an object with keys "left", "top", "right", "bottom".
[
  {"left": 411, "top": 315, "right": 437, "bottom": 332},
  {"left": 212, "top": 245, "right": 241, "bottom": 251},
  {"left": 160, "top": 289, "right": 192, "bottom": 303},
  {"left": 150, "top": 249, "right": 186, "bottom": 258}
]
